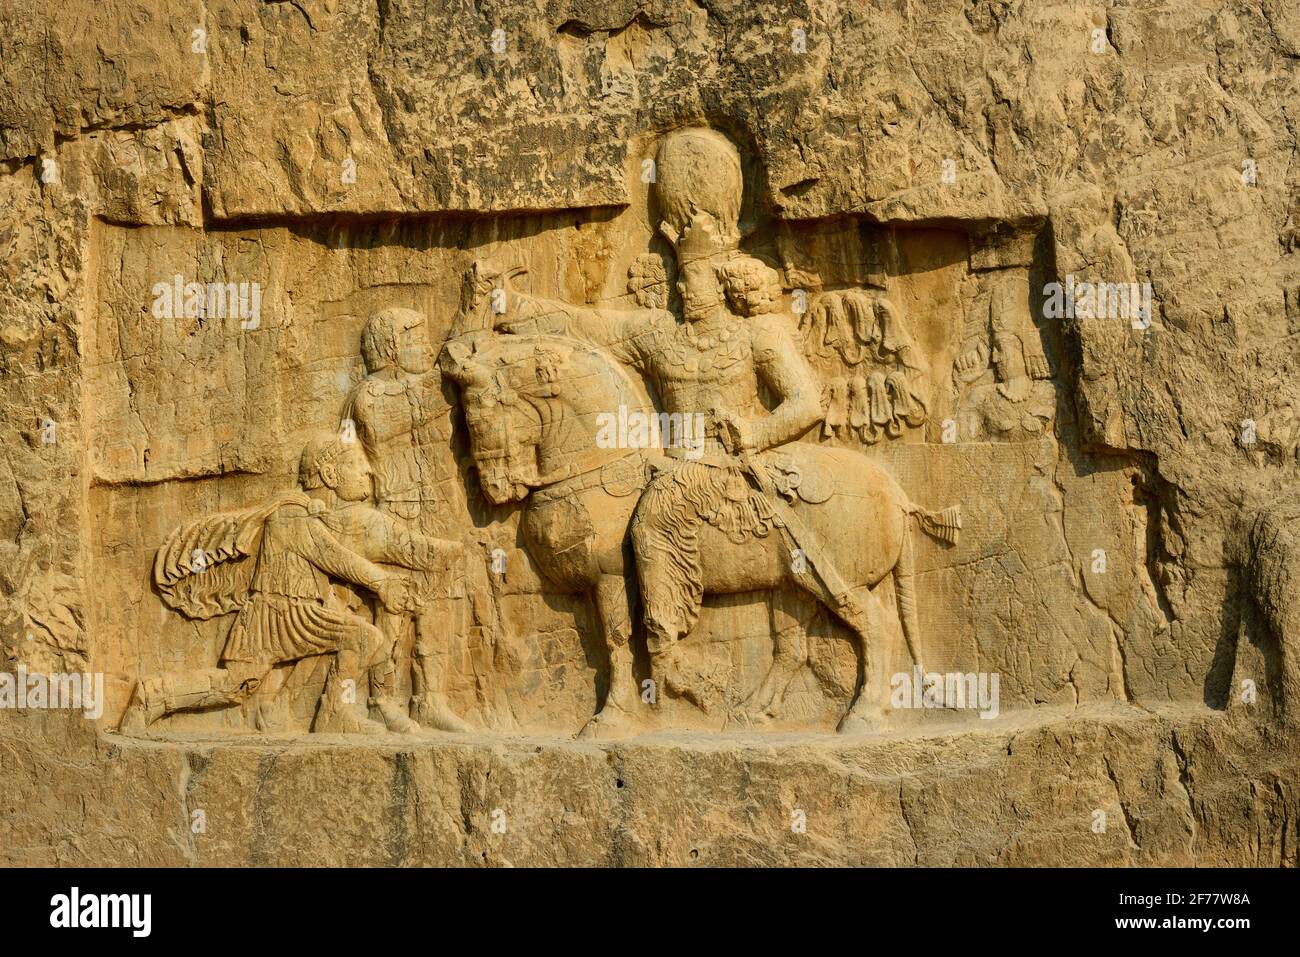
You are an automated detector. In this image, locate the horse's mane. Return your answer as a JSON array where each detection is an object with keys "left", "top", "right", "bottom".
[{"left": 473, "top": 332, "right": 655, "bottom": 417}]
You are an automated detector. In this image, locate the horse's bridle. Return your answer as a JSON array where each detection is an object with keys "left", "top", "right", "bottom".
[{"left": 531, "top": 448, "right": 648, "bottom": 504}]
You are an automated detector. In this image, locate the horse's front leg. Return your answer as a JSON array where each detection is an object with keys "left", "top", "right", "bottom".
[{"left": 577, "top": 572, "right": 641, "bottom": 739}]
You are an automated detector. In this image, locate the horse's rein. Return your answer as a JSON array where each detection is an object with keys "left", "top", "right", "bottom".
[{"left": 532, "top": 448, "right": 648, "bottom": 503}]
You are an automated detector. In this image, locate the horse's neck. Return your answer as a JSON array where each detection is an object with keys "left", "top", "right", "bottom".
[{"left": 532, "top": 340, "right": 651, "bottom": 485}]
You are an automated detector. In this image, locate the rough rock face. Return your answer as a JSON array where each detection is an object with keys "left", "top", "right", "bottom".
[{"left": 0, "top": 0, "right": 1297, "bottom": 866}]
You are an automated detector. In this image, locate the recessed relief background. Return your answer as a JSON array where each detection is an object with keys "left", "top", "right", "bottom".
[
  {"left": 4, "top": 0, "right": 1298, "bottom": 869},
  {"left": 87, "top": 128, "right": 1171, "bottom": 740}
]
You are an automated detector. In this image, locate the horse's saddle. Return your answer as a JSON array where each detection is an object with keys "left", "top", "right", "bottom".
[{"left": 765, "top": 451, "right": 835, "bottom": 505}]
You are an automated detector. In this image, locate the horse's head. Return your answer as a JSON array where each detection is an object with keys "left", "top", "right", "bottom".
[
  {"left": 444, "top": 331, "right": 655, "bottom": 505},
  {"left": 441, "top": 335, "right": 560, "bottom": 505}
]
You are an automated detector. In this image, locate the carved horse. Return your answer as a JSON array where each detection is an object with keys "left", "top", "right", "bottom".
[{"left": 441, "top": 332, "right": 960, "bottom": 737}]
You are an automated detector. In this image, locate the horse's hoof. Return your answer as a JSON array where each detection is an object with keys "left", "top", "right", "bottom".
[
  {"left": 728, "top": 706, "right": 773, "bottom": 729},
  {"left": 117, "top": 702, "right": 149, "bottom": 737},
  {"left": 578, "top": 706, "right": 636, "bottom": 740},
  {"left": 314, "top": 704, "right": 387, "bottom": 736},
  {"left": 664, "top": 666, "right": 721, "bottom": 712},
  {"left": 411, "top": 693, "right": 471, "bottom": 733},
  {"left": 836, "top": 710, "right": 880, "bottom": 735},
  {"left": 371, "top": 697, "right": 419, "bottom": 734}
]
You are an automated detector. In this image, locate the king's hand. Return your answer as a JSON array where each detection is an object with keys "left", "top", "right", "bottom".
[
  {"left": 376, "top": 576, "right": 419, "bottom": 615},
  {"left": 712, "top": 409, "right": 758, "bottom": 456}
]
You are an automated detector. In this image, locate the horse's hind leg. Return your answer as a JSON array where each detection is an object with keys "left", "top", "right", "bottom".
[
  {"left": 766, "top": 535, "right": 882, "bottom": 732},
  {"left": 836, "top": 587, "right": 888, "bottom": 734},
  {"left": 742, "top": 593, "right": 810, "bottom": 720}
]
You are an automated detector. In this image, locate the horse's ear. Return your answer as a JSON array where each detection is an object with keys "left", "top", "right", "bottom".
[
  {"left": 440, "top": 338, "right": 477, "bottom": 384},
  {"left": 445, "top": 338, "right": 473, "bottom": 363}
]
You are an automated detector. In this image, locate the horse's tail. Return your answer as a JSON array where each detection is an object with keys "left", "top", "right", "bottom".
[
  {"left": 894, "top": 524, "right": 923, "bottom": 668},
  {"left": 909, "top": 503, "right": 962, "bottom": 546},
  {"left": 893, "top": 501, "right": 962, "bottom": 668}
]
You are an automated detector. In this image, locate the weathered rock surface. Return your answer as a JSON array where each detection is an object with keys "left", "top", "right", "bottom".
[
  {"left": 1, "top": 0, "right": 1297, "bottom": 866},
  {"left": 2, "top": 704, "right": 1295, "bottom": 866}
]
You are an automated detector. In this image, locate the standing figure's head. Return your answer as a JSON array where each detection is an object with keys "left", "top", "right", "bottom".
[
  {"left": 299, "top": 435, "right": 374, "bottom": 503},
  {"left": 991, "top": 328, "right": 1033, "bottom": 402},
  {"left": 361, "top": 307, "right": 433, "bottom": 375},
  {"left": 991, "top": 329, "right": 1027, "bottom": 382}
]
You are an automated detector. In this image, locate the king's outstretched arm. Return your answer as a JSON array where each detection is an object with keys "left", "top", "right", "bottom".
[
  {"left": 470, "top": 263, "right": 663, "bottom": 367},
  {"left": 494, "top": 294, "right": 665, "bottom": 369}
]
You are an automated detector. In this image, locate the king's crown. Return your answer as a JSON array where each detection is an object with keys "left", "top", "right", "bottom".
[{"left": 675, "top": 212, "right": 732, "bottom": 265}]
